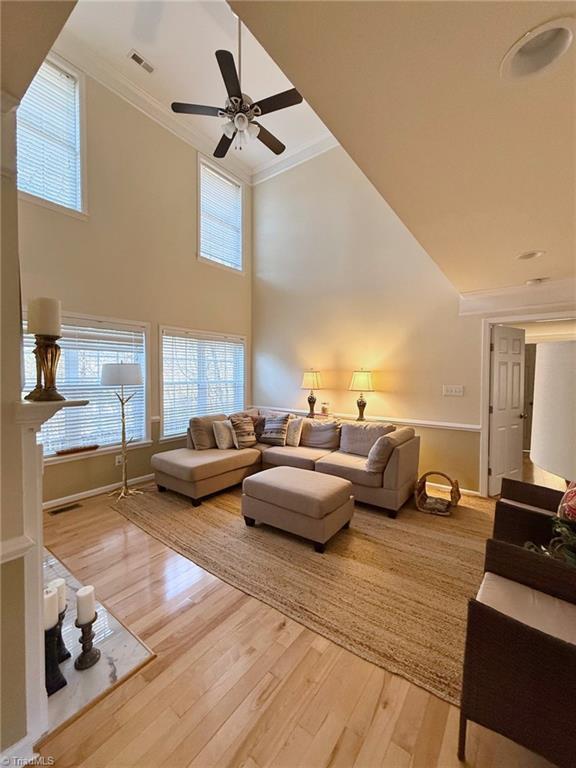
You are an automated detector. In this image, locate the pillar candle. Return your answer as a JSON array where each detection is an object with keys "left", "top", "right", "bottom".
[
  {"left": 76, "top": 585, "right": 96, "bottom": 625},
  {"left": 43, "top": 587, "right": 59, "bottom": 630},
  {"left": 27, "top": 297, "right": 62, "bottom": 336},
  {"left": 47, "top": 578, "right": 66, "bottom": 613}
]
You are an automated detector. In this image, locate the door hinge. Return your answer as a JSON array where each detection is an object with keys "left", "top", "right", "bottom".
[
  {"left": 489, "top": 405, "right": 493, "bottom": 414},
  {"left": 490, "top": 343, "right": 494, "bottom": 352},
  {"left": 488, "top": 467, "right": 492, "bottom": 476}
]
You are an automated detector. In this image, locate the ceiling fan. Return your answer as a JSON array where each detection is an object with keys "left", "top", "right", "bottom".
[{"left": 171, "top": 20, "right": 303, "bottom": 159}]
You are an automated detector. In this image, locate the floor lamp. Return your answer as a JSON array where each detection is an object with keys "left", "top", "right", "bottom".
[
  {"left": 530, "top": 341, "right": 576, "bottom": 485},
  {"left": 101, "top": 362, "right": 144, "bottom": 500}
]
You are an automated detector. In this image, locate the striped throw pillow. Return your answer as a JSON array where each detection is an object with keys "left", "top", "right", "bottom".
[
  {"left": 229, "top": 415, "right": 257, "bottom": 449},
  {"left": 260, "top": 414, "right": 290, "bottom": 446}
]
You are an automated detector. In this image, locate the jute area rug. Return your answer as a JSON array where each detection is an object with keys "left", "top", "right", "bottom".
[{"left": 115, "top": 486, "right": 494, "bottom": 705}]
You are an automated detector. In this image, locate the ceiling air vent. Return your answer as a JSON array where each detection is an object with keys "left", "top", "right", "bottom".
[{"left": 128, "top": 49, "right": 154, "bottom": 74}]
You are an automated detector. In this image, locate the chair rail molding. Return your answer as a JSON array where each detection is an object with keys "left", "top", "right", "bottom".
[{"left": 12, "top": 400, "right": 88, "bottom": 754}]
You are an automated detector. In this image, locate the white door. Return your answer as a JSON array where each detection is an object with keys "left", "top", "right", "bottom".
[{"left": 488, "top": 325, "right": 526, "bottom": 495}]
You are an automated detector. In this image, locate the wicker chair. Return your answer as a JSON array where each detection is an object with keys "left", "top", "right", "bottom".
[
  {"left": 493, "top": 478, "right": 564, "bottom": 546},
  {"left": 459, "top": 533, "right": 576, "bottom": 767}
]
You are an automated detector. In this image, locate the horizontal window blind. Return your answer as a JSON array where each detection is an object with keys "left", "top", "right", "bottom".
[
  {"left": 162, "top": 329, "right": 245, "bottom": 438},
  {"left": 23, "top": 321, "right": 146, "bottom": 456},
  {"left": 17, "top": 59, "right": 82, "bottom": 212},
  {"left": 199, "top": 162, "right": 242, "bottom": 271}
]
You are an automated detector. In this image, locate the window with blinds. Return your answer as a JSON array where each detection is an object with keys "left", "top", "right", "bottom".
[
  {"left": 161, "top": 329, "right": 245, "bottom": 438},
  {"left": 22, "top": 320, "right": 147, "bottom": 456},
  {"left": 199, "top": 161, "right": 243, "bottom": 271},
  {"left": 16, "top": 59, "right": 82, "bottom": 212}
]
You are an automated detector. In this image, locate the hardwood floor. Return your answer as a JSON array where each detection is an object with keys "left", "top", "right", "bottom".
[{"left": 40, "top": 491, "right": 553, "bottom": 768}]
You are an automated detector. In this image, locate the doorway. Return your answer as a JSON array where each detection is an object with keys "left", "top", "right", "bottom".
[{"left": 482, "top": 314, "right": 576, "bottom": 496}]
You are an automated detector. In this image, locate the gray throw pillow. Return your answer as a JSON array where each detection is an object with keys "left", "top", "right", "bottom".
[
  {"left": 213, "top": 420, "right": 235, "bottom": 450},
  {"left": 286, "top": 417, "right": 304, "bottom": 447},
  {"left": 260, "top": 414, "right": 291, "bottom": 446}
]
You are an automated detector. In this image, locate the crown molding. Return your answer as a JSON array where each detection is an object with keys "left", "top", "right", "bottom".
[
  {"left": 52, "top": 30, "right": 338, "bottom": 186},
  {"left": 459, "top": 277, "right": 576, "bottom": 316}
]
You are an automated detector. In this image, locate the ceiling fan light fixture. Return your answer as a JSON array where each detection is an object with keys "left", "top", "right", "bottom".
[
  {"left": 247, "top": 122, "right": 260, "bottom": 140},
  {"left": 222, "top": 120, "right": 235, "bottom": 139},
  {"left": 500, "top": 18, "right": 574, "bottom": 79}
]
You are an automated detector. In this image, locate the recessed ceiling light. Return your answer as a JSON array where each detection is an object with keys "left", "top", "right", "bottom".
[
  {"left": 525, "top": 277, "right": 550, "bottom": 286},
  {"left": 517, "top": 250, "right": 546, "bottom": 260},
  {"left": 500, "top": 18, "right": 574, "bottom": 79}
]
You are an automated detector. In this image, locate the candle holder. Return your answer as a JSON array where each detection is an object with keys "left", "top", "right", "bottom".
[
  {"left": 45, "top": 624, "right": 67, "bottom": 696},
  {"left": 56, "top": 606, "right": 71, "bottom": 663},
  {"left": 74, "top": 612, "right": 101, "bottom": 670},
  {"left": 25, "top": 334, "right": 65, "bottom": 402}
]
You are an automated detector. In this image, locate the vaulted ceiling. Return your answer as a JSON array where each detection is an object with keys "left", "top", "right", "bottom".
[{"left": 232, "top": 1, "right": 576, "bottom": 293}]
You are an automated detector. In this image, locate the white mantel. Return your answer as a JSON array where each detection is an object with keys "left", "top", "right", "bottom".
[{"left": 1, "top": 399, "right": 87, "bottom": 760}]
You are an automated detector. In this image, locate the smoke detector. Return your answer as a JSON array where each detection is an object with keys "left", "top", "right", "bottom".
[
  {"left": 500, "top": 18, "right": 574, "bottom": 79},
  {"left": 128, "top": 49, "right": 154, "bottom": 74}
]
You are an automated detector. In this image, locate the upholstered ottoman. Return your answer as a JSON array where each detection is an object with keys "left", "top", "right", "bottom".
[{"left": 242, "top": 466, "right": 354, "bottom": 553}]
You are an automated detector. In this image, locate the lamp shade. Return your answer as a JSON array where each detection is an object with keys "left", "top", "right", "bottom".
[
  {"left": 530, "top": 341, "right": 576, "bottom": 481},
  {"left": 349, "top": 370, "right": 374, "bottom": 392},
  {"left": 101, "top": 363, "right": 142, "bottom": 387},
  {"left": 301, "top": 371, "right": 322, "bottom": 390}
]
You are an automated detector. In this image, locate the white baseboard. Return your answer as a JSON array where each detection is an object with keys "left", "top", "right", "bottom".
[
  {"left": 0, "top": 731, "right": 40, "bottom": 766},
  {"left": 426, "top": 481, "right": 482, "bottom": 497},
  {"left": 43, "top": 474, "right": 154, "bottom": 511}
]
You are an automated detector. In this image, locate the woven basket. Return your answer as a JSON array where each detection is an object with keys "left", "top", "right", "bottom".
[{"left": 415, "top": 472, "right": 461, "bottom": 516}]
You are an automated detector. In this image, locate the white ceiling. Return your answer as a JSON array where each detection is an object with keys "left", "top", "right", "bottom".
[{"left": 55, "top": 0, "right": 334, "bottom": 178}]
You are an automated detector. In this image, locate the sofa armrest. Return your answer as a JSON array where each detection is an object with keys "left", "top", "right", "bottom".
[
  {"left": 501, "top": 478, "right": 564, "bottom": 512},
  {"left": 382, "top": 436, "right": 420, "bottom": 490},
  {"left": 485, "top": 538, "right": 576, "bottom": 605},
  {"left": 493, "top": 500, "right": 554, "bottom": 547}
]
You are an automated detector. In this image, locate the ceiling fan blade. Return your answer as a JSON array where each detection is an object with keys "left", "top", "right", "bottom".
[
  {"left": 253, "top": 122, "right": 285, "bottom": 155},
  {"left": 253, "top": 88, "right": 303, "bottom": 116},
  {"left": 171, "top": 103, "right": 221, "bottom": 117},
  {"left": 214, "top": 131, "right": 235, "bottom": 159},
  {"left": 215, "top": 50, "right": 242, "bottom": 100}
]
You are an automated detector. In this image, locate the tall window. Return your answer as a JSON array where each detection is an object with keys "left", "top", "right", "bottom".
[
  {"left": 22, "top": 319, "right": 147, "bottom": 456},
  {"left": 161, "top": 328, "right": 245, "bottom": 438},
  {"left": 199, "top": 160, "right": 243, "bottom": 271},
  {"left": 16, "top": 59, "right": 83, "bottom": 212}
]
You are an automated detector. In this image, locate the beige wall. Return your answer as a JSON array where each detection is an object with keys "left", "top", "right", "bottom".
[
  {"left": 252, "top": 148, "right": 482, "bottom": 489},
  {"left": 18, "top": 75, "right": 252, "bottom": 502}
]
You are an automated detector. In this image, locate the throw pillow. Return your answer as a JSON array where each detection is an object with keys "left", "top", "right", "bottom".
[
  {"left": 286, "top": 417, "right": 303, "bottom": 447},
  {"left": 260, "top": 414, "right": 291, "bottom": 446},
  {"left": 229, "top": 414, "right": 257, "bottom": 449},
  {"left": 300, "top": 418, "right": 341, "bottom": 449},
  {"left": 340, "top": 422, "right": 396, "bottom": 456},
  {"left": 189, "top": 413, "right": 227, "bottom": 450},
  {"left": 253, "top": 416, "right": 266, "bottom": 441},
  {"left": 212, "top": 420, "right": 235, "bottom": 450},
  {"left": 366, "top": 427, "right": 416, "bottom": 472},
  {"left": 558, "top": 482, "right": 576, "bottom": 522}
]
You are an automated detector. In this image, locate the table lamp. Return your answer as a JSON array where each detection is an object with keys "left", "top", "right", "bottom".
[
  {"left": 301, "top": 370, "right": 322, "bottom": 418},
  {"left": 530, "top": 341, "right": 576, "bottom": 483},
  {"left": 349, "top": 369, "right": 374, "bottom": 421},
  {"left": 101, "top": 362, "right": 143, "bottom": 500}
]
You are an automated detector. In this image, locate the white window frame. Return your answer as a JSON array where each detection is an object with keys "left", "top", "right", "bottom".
[
  {"left": 22, "top": 310, "right": 151, "bottom": 464},
  {"left": 197, "top": 155, "right": 245, "bottom": 275},
  {"left": 17, "top": 53, "right": 89, "bottom": 220},
  {"left": 159, "top": 324, "right": 248, "bottom": 441}
]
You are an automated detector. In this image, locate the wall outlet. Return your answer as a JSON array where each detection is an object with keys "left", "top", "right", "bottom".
[
  {"left": 115, "top": 455, "right": 123, "bottom": 467},
  {"left": 442, "top": 384, "right": 464, "bottom": 397}
]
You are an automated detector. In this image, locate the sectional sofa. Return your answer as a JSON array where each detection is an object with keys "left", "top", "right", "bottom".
[{"left": 151, "top": 409, "right": 420, "bottom": 518}]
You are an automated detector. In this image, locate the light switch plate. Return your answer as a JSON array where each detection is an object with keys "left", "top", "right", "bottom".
[{"left": 443, "top": 384, "right": 464, "bottom": 397}]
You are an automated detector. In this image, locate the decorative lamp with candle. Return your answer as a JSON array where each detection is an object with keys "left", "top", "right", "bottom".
[
  {"left": 349, "top": 370, "right": 374, "bottom": 421},
  {"left": 101, "top": 362, "right": 143, "bottom": 500},
  {"left": 25, "top": 297, "right": 64, "bottom": 401},
  {"left": 301, "top": 370, "right": 322, "bottom": 418}
]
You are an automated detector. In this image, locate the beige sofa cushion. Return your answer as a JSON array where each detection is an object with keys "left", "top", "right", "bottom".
[
  {"left": 189, "top": 413, "right": 227, "bottom": 450},
  {"left": 262, "top": 445, "right": 334, "bottom": 470},
  {"left": 315, "top": 451, "right": 383, "bottom": 487},
  {"left": 340, "top": 422, "right": 395, "bottom": 456},
  {"left": 366, "top": 427, "right": 416, "bottom": 472},
  {"left": 243, "top": 466, "right": 352, "bottom": 519},
  {"left": 151, "top": 447, "right": 260, "bottom": 483},
  {"left": 478, "top": 572, "right": 576, "bottom": 645},
  {"left": 300, "top": 418, "right": 341, "bottom": 449}
]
